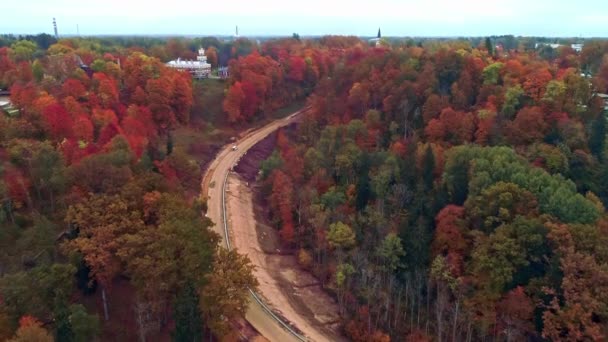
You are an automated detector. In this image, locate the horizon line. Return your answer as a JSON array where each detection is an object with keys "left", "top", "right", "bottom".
[{"left": 2, "top": 32, "right": 607, "bottom": 39}]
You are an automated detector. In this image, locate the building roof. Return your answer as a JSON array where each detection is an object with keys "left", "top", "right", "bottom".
[
  {"left": 166, "top": 48, "right": 211, "bottom": 70},
  {"left": 167, "top": 58, "right": 210, "bottom": 68}
]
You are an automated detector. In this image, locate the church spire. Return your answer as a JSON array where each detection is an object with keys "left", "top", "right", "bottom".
[{"left": 377, "top": 27, "right": 381, "bottom": 38}]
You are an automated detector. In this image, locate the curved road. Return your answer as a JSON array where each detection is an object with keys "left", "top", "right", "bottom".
[{"left": 201, "top": 110, "right": 308, "bottom": 342}]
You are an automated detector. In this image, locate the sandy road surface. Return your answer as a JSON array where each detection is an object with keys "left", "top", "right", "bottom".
[
  {"left": 201, "top": 111, "right": 313, "bottom": 342},
  {"left": 226, "top": 176, "right": 344, "bottom": 342}
]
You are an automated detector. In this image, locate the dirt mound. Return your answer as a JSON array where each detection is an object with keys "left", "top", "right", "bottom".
[
  {"left": 234, "top": 122, "right": 298, "bottom": 182},
  {"left": 233, "top": 131, "right": 278, "bottom": 182}
]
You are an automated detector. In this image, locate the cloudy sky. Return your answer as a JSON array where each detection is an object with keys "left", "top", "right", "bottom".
[{"left": 2, "top": 0, "right": 607, "bottom": 37}]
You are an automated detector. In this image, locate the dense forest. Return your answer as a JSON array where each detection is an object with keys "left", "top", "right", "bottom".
[
  {"left": 1, "top": 32, "right": 608, "bottom": 341},
  {"left": 259, "top": 40, "right": 608, "bottom": 341},
  {"left": 0, "top": 32, "right": 370, "bottom": 341},
  {"left": 0, "top": 35, "right": 345, "bottom": 341}
]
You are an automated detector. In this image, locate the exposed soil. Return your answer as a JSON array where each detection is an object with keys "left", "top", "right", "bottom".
[
  {"left": 226, "top": 127, "right": 345, "bottom": 341},
  {"left": 233, "top": 130, "right": 280, "bottom": 183},
  {"left": 226, "top": 176, "right": 343, "bottom": 341},
  {"left": 231, "top": 316, "right": 264, "bottom": 341}
]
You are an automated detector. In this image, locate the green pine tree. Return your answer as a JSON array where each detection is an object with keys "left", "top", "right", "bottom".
[
  {"left": 54, "top": 299, "right": 74, "bottom": 342},
  {"left": 589, "top": 112, "right": 606, "bottom": 161},
  {"left": 355, "top": 153, "right": 371, "bottom": 210},
  {"left": 172, "top": 283, "right": 202, "bottom": 342},
  {"left": 422, "top": 145, "right": 435, "bottom": 191},
  {"left": 485, "top": 37, "right": 494, "bottom": 56}
]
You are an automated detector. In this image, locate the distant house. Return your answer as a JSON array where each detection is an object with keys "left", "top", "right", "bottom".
[
  {"left": 535, "top": 42, "right": 563, "bottom": 49},
  {"left": 166, "top": 48, "right": 211, "bottom": 79},
  {"left": 0, "top": 99, "right": 19, "bottom": 117},
  {"left": 535, "top": 42, "right": 584, "bottom": 53},
  {"left": 571, "top": 43, "right": 584, "bottom": 53}
]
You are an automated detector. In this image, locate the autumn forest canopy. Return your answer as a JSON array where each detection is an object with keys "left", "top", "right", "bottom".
[{"left": 1, "top": 32, "right": 608, "bottom": 341}]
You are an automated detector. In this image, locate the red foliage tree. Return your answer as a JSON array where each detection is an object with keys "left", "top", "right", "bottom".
[
  {"left": 223, "top": 81, "right": 245, "bottom": 123},
  {"left": 93, "top": 72, "right": 119, "bottom": 108},
  {"left": 475, "top": 109, "right": 497, "bottom": 145},
  {"left": 121, "top": 105, "right": 157, "bottom": 158},
  {"left": 171, "top": 72, "right": 193, "bottom": 124},
  {"left": 496, "top": 287, "right": 535, "bottom": 341},
  {"left": 92, "top": 107, "right": 118, "bottom": 129},
  {"left": 18, "top": 315, "right": 41, "bottom": 328},
  {"left": 124, "top": 105, "right": 157, "bottom": 139},
  {"left": 240, "top": 80, "right": 260, "bottom": 119},
  {"left": 131, "top": 86, "right": 147, "bottom": 106},
  {"left": 270, "top": 169, "right": 295, "bottom": 243},
  {"left": 62, "top": 96, "right": 85, "bottom": 117},
  {"left": 432, "top": 205, "right": 467, "bottom": 276},
  {"left": 73, "top": 114, "right": 94, "bottom": 142},
  {"left": 42, "top": 103, "right": 74, "bottom": 141},
  {"left": 507, "top": 106, "right": 548, "bottom": 145},
  {"left": 10, "top": 82, "right": 38, "bottom": 111},
  {"left": 154, "top": 160, "right": 179, "bottom": 189},
  {"left": 422, "top": 94, "right": 448, "bottom": 125},
  {"left": 287, "top": 55, "right": 306, "bottom": 82},
  {"left": 61, "top": 78, "right": 87, "bottom": 100},
  {"left": 425, "top": 118, "right": 446, "bottom": 142},
  {"left": 97, "top": 123, "right": 122, "bottom": 147},
  {"left": 425, "top": 107, "right": 475, "bottom": 145},
  {"left": 523, "top": 68, "right": 552, "bottom": 101},
  {"left": 0, "top": 47, "right": 15, "bottom": 83},
  {"left": 146, "top": 76, "right": 176, "bottom": 130},
  {"left": 3, "top": 166, "right": 31, "bottom": 207}
]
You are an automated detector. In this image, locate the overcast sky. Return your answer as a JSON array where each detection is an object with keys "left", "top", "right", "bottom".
[{"left": 2, "top": 0, "right": 608, "bottom": 37}]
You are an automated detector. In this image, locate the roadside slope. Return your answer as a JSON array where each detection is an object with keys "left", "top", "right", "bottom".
[
  {"left": 201, "top": 110, "right": 310, "bottom": 342},
  {"left": 226, "top": 175, "right": 344, "bottom": 341}
]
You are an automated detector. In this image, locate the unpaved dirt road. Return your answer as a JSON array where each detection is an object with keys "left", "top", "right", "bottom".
[
  {"left": 226, "top": 176, "right": 344, "bottom": 342},
  {"left": 202, "top": 110, "right": 331, "bottom": 342}
]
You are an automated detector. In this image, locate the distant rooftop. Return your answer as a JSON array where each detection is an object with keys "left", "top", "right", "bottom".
[{"left": 166, "top": 48, "right": 211, "bottom": 78}]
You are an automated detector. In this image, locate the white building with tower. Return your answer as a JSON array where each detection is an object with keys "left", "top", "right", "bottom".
[{"left": 166, "top": 48, "right": 211, "bottom": 79}]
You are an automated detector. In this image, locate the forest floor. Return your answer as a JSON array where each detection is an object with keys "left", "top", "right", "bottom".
[{"left": 227, "top": 130, "right": 345, "bottom": 342}]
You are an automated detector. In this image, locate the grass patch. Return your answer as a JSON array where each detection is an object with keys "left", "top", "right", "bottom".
[
  {"left": 173, "top": 125, "right": 231, "bottom": 168},
  {"left": 173, "top": 127, "right": 208, "bottom": 152},
  {"left": 191, "top": 78, "right": 226, "bottom": 125},
  {"left": 269, "top": 100, "right": 306, "bottom": 119}
]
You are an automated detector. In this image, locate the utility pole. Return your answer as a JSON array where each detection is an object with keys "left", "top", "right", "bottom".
[{"left": 53, "top": 18, "right": 59, "bottom": 39}]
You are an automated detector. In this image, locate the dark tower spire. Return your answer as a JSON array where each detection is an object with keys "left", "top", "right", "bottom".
[
  {"left": 53, "top": 18, "right": 59, "bottom": 39},
  {"left": 377, "top": 27, "right": 381, "bottom": 38}
]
